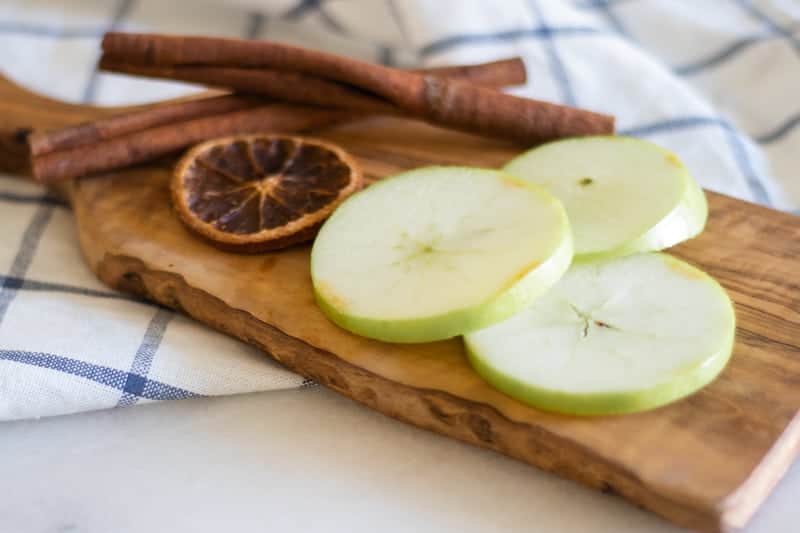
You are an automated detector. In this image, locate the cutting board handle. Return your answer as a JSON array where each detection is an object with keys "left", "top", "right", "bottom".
[
  {"left": 0, "top": 74, "right": 104, "bottom": 177},
  {"left": 0, "top": 73, "right": 208, "bottom": 177}
]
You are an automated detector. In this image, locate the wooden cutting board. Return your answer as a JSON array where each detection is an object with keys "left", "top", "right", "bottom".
[{"left": 1, "top": 75, "right": 799, "bottom": 533}]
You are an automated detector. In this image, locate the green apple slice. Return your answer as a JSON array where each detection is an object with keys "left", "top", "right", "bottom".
[
  {"left": 503, "top": 136, "right": 707, "bottom": 261},
  {"left": 464, "top": 253, "right": 735, "bottom": 415},
  {"left": 311, "top": 166, "right": 573, "bottom": 343}
]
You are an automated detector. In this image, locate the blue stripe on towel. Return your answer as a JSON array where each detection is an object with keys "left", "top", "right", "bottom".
[
  {"left": 674, "top": 34, "right": 770, "bottom": 75},
  {"left": 756, "top": 112, "right": 800, "bottom": 144},
  {"left": 0, "top": 22, "right": 103, "bottom": 39},
  {"left": 528, "top": 0, "right": 577, "bottom": 106},
  {"left": 582, "top": 0, "right": 633, "bottom": 39},
  {"left": 117, "top": 308, "right": 174, "bottom": 406},
  {"left": 0, "top": 191, "right": 67, "bottom": 207},
  {"left": 387, "top": 0, "right": 413, "bottom": 51},
  {"left": 420, "top": 26, "right": 599, "bottom": 58},
  {"left": 284, "top": 0, "right": 321, "bottom": 20},
  {"left": 82, "top": 0, "right": 135, "bottom": 104},
  {"left": 317, "top": 5, "right": 347, "bottom": 34},
  {"left": 620, "top": 116, "right": 725, "bottom": 137},
  {"left": 621, "top": 117, "right": 772, "bottom": 205},
  {"left": 245, "top": 12, "right": 267, "bottom": 39},
  {"left": 0, "top": 275, "right": 137, "bottom": 302},
  {"left": 574, "top": 0, "right": 634, "bottom": 9},
  {"left": 0, "top": 205, "right": 53, "bottom": 324},
  {"left": 722, "top": 124, "right": 772, "bottom": 206},
  {"left": 0, "top": 349, "right": 199, "bottom": 401},
  {"left": 734, "top": 0, "right": 800, "bottom": 54}
]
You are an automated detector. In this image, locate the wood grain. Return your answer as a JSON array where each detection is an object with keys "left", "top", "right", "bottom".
[{"left": 1, "top": 75, "right": 798, "bottom": 533}]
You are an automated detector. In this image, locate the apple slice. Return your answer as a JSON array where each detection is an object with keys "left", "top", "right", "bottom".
[
  {"left": 504, "top": 136, "right": 707, "bottom": 260},
  {"left": 311, "top": 166, "right": 573, "bottom": 343},
  {"left": 464, "top": 253, "right": 735, "bottom": 415}
]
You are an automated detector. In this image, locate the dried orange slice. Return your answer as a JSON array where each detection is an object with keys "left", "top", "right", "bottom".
[{"left": 172, "top": 134, "right": 362, "bottom": 253}]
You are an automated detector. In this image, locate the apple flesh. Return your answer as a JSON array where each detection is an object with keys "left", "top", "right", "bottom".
[
  {"left": 311, "top": 166, "right": 573, "bottom": 343},
  {"left": 464, "top": 253, "right": 735, "bottom": 415},
  {"left": 504, "top": 136, "right": 707, "bottom": 261}
]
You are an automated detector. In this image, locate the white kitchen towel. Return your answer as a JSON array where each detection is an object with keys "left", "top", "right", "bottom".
[{"left": 0, "top": 0, "right": 797, "bottom": 421}]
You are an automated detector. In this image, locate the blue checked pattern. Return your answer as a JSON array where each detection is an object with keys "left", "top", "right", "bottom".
[
  {"left": 0, "top": 350, "right": 197, "bottom": 401},
  {"left": 0, "top": 205, "right": 54, "bottom": 323},
  {"left": 116, "top": 308, "right": 175, "bottom": 407},
  {"left": 0, "top": 0, "right": 797, "bottom": 421}
]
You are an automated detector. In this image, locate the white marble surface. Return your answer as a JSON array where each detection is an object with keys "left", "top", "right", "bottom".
[{"left": 1, "top": 388, "right": 798, "bottom": 533}]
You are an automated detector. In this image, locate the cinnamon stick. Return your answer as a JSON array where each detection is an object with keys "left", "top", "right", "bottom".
[
  {"left": 99, "top": 60, "right": 396, "bottom": 114},
  {"left": 102, "top": 32, "right": 614, "bottom": 143},
  {"left": 31, "top": 105, "right": 351, "bottom": 183},
  {"left": 34, "top": 57, "right": 526, "bottom": 157},
  {"left": 415, "top": 58, "right": 527, "bottom": 88},
  {"left": 30, "top": 56, "right": 527, "bottom": 183},
  {"left": 28, "top": 94, "right": 260, "bottom": 157},
  {"left": 95, "top": 56, "right": 529, "bottom": 116}
]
